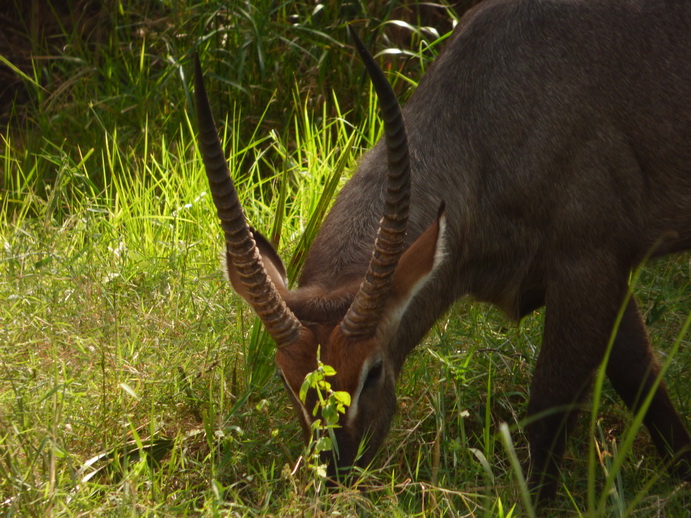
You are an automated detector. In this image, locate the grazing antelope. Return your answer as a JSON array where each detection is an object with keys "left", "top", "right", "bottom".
[{"left": 194, "top": 0, "right": 691, "bottom": 503}]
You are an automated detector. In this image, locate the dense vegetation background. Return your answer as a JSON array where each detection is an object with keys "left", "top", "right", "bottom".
[
  {"left": 0, "top": 0, "right": 470, "bottom": 191},
  {"left": 1, "top": 1, "right": 688, "bottom": 516}
]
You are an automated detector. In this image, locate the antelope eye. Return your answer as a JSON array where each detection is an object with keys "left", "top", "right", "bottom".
[{"left": 364, "top": 360, "right": 383, "bottom": 388}]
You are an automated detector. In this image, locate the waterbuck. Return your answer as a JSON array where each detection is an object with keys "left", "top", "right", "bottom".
[{"left": 194, "top": 0, "right": 690, "bottom": 503}]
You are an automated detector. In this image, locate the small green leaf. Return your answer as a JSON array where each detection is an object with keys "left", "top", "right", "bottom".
[
  {"left": 332, "top": 391, "right": 351, "bottom": 409},
  {"left": 315, "top": 464, "right": 327, "bottom": 478},
  {"left": 322, "top": 404, "right": 338, "bottom": 425},
  {"left": 317, "top": 379, "right": 332, "bottom": 392},
  {"left": 299, "top": 378, "right": 311, "bottom": 403},
  {"left": 314, "top": 436, "right": 332, "bottom": 453}
]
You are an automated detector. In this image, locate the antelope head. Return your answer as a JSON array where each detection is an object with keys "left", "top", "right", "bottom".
[{"left": 193, "top": 30, "right": 446, "bottom": 478}]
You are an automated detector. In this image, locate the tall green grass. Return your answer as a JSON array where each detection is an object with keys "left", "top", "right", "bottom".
[
  {"left": 1, "top": 89, "right": 362, "bottom": 514},
  {"left": 1, "top": 1, "right": 689, "bottom": 516},
  {"left": 1, "top": 0, "right": 456, "bottom": 198}
]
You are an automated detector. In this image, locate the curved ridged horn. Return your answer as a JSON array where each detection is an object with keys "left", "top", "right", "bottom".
[
  {"left": 341, "top": 28, "right": 411, "bottom": 339},
  {"left": 193, "top": 54, "right": 302, "bottom": 346}
]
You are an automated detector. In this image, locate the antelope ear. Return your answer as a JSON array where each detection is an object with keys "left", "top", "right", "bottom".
[
  {"left": 380, "top": 204, "right": 447, "bottom": 335},
  {"left": 224, "top": 228, "right": 290, "bottom": 304}
]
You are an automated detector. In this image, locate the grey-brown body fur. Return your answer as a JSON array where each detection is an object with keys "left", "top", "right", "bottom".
[{"left": 298, "top": 0, "right": 689, "bottom": 498}]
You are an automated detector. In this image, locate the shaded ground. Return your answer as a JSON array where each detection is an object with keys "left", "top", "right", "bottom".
[{"left": 0, "top": 0, "right": 112, "bottom": 125}]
